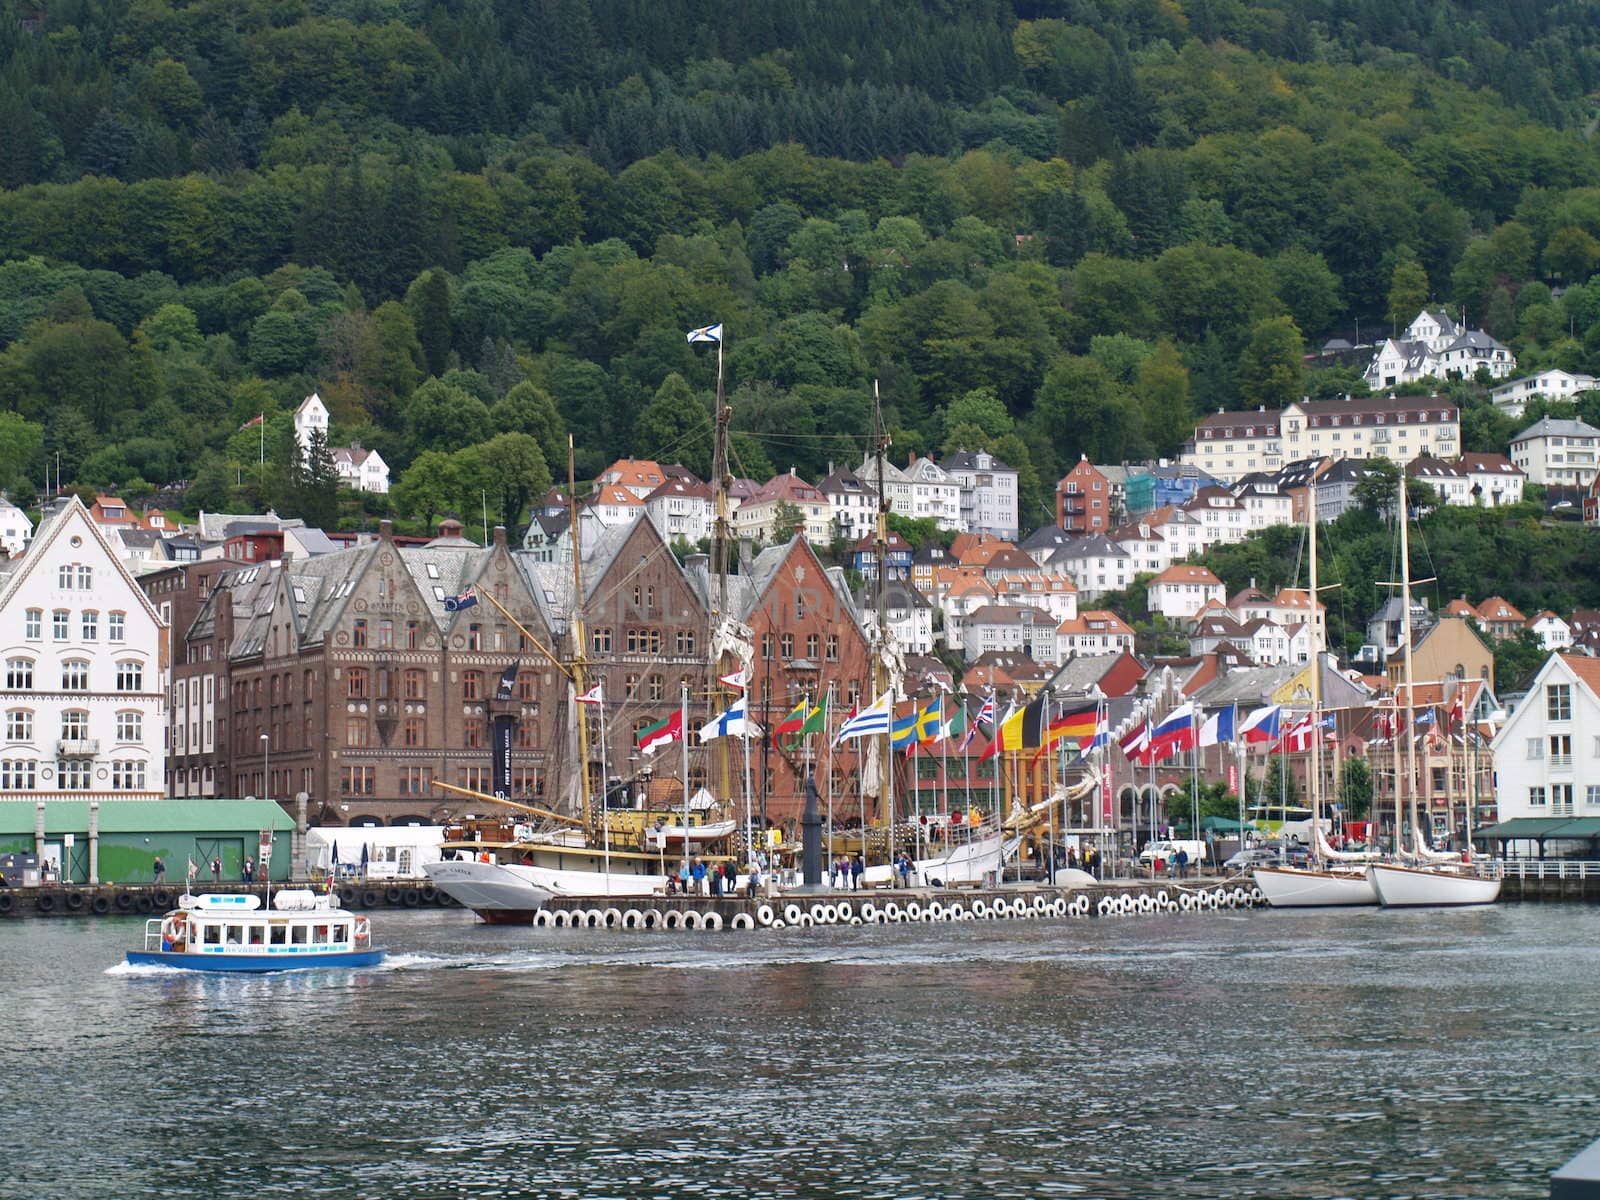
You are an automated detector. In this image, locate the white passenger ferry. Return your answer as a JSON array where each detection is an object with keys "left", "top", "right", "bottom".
[{"left": 127, "top": 891, "right": 384, "bottom": 972}]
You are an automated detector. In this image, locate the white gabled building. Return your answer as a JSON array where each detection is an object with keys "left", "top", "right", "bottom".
[
  {"left": 643, "top": 479, "right": 713, "bottom": 545},
  {"left": 1146, "top": 565, "right": 1226, "bottom": 623},
  {"left": 1526, "top": 612, "right": 1572, "bottom": 652},
  {"left": 902, "top": 456, "right": 962, "bottom": 531},
  {"left": 0, "top": 497, "right": 167, "bottom": 806},
  {"left": 331, "top": 445, "right": 390, "bottom": 494},
  {"left": 0, "top": 498, "right": 33, "bottom": 557},
  {"left": 1510, "top": 417, "right": 1600, "bottom": 487},
  {"left": 1365, "top": 309, "right": 1516, "bottom": 389},
  {"left": 1493, "top": 653, "right": 1600, "bottom": 823},
  {"left": 940, "top": 449, "right": 1020, "bottom": 540},
  {"left": 1491, "top": 369, "right": 1598, "bottom": 418}
]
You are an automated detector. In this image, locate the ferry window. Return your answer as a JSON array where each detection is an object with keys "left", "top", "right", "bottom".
[
  {"left": 332, "top": 924, "right": 348, "bottom": 943},
  {"left": 248, "top": 926, "right": 265, "bottom": 945},
  {"left": 313, "top": 925, "right": 329, "bottom": 945},
  {"left": 291, "top": 925, "right": 308, "bottom": 944},
  {"left": 269, "top": 926, "right": 287, "bottom": 945},
  {"left": 226, "top": 925, "right": 244, "bottom": 944},
  {"left": 204, "top": 923, "right": 222, "bottom": 944}
]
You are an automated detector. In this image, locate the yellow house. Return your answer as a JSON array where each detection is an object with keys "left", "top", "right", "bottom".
[{"left": 1386, "top": 615, "right": 1495, "bottom": 693}]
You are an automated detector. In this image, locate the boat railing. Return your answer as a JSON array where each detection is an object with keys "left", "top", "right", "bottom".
[
  {"left": 142, "top": 918, "right": 165, "bottom": 951},
  {"left": 1492, "top": 859, "right": 1600, "bottom": 881}
]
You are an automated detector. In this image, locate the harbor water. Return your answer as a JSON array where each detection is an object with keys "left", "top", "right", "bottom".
[{"left": 5, "top": 903, "right": 1599, "bottom": 1199}]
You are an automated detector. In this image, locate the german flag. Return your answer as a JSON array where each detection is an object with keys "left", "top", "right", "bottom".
[{"left": 1029, "top": 700, "right": 1100, "bottom": 760}]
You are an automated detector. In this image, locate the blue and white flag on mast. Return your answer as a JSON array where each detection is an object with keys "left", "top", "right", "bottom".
[
  {"left": 686, "top": 323, "right": 724, "bottom": 344},
  {"left": 699, "top": 696, "right": 759, "bottom": 741},
  {"left": 834, "top": 692, "right": 893, "bottom": 745}
]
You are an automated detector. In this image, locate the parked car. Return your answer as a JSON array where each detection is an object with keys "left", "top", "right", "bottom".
[{"left": 1223, "top": 847, "right": 1279, "bottom": 871}]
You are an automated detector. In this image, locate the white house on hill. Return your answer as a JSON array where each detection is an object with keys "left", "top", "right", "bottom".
[
  {"left": 295, "top": 392, "right": 390, "bottom": 494},
  {"left": 0, "top": 497, "right": 167, "bottom": 808}
]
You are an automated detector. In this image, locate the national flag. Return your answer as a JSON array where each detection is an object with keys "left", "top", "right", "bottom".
[
  {"left": 1239, "top": 704, "right": 1283, "bottom": 744},
  {"left": 1278, "top": 713, "right": 1317, "bottom": 753},
  {"left": 979, "top": 702, "right": 1020, "bottom": 761},
  {"left": 636, "top": 710, "right": 684, "bottom": 756},
  {"left": 443, "top": 586, "right": 478, "bottom": 612},
  {"left": 989, "top": 698, "right": 1036, "bottom": 754},
  {"left": 1199, "top": 705, "right": 1236, "bottom": 748},
  {"left": 240, "top": 413, "right": 264, "bottom": 430},
  {"left": 913, "top": 695, "right": 945, "bottom": 743},
  {"left": 1148, "top": 702, "right": 1198, "bottom": 760},
  {"left": 186, "top": 857, "right": 198, "bottom": 881},
  {"left": 1119, "top": 720, "right": 1152, "bottom": 766},
  {"left": 575, "top": 683, "right": 604, "bottom": 706},
  {"left": 1036, "top": 700, "right": 1099, "bottom": 754},
  {"left": 700, "top": 697, "right": 759, "bottom": 741},
  {"left": 1448, "top": 686, "right": 1467, "bottom": 729},
  {"left": 718, "top": 668, "right": 747, "bottom": 692},
  {"left": 961, "top": 695, "right": 994, "bottom": 752},
  {"left": 773, "top": 697, "right": 823, "bottom": 750},
  {"left": 494, "top": 661, "right": 520, "bottom": 702},
  {"left": 889, "top": 703, "right": 920, "bottom": 750},
  {"left": 835, "top": 692, "right": 893, "bottom": 744},
  {"left": 943, "top": 700, "right": 968, "bottom": 745},
  {"left": 686, "top": 322, "right": 724, "bottom": 344},
  {"left": 1415, "top": 707, "right": 1436, "bottom": 726}
]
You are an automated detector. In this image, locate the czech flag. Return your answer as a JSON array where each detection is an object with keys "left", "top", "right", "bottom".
[{"left": 1238, "top": 704, "right": 1282, "bottom": 744}]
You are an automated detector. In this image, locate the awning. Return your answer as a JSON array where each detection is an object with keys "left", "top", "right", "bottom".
[
  {"left": 1475, "top": 816, "right": 1600, "bottom": 840},
  {"left": 1200, "top": 816, "right": 1255, "bottom": 832}
]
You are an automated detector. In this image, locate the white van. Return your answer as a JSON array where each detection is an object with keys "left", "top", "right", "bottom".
[{"left": 1138, "top": 839, "right": 1207, "bottom": 866}]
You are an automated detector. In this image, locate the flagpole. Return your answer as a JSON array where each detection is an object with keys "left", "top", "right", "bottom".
[
  {"left": 939, "top": 693, "right": 950, "bottom": 856},
  {"left": 599, "top": 689, "right": 610, "bottom": 897},
  {"left": 1190, "top": 705, "right": 1199, "bottom": 853},
  {"left": 681, "top": 680, "right": 690, "bottom": 878},
  {"left": 742, "top": 717, "right": 754, "bottom": 881},
  {"left": 825, "top": 684, "right": 835, "bottom": 880}
]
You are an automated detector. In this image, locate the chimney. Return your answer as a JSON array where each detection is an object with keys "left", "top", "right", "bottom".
[
  {"left": 438, "top": 518, "right": 463, "bottom": 539},
  {"left": 492, "top": 524, "right": 507, "bottom": 548},
  {"left": 378, "top": 519, "right": 393, "bottom": 539},
  {"left": 686, "top": 553, "right": 709, "bottom": 574}
]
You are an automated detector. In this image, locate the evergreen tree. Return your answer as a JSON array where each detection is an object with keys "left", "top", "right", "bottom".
[
  {"left": 288, "top": 426, "right": 341, "bottom": 530},
  {"left": 412, "top": 271, "right": 454, "bottom": 377}
]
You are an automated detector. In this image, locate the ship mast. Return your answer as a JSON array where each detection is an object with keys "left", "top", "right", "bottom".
[
  {"left": 1398, "top": 471, "right": 1419, "bottom": 857},
  {"left": 709, "top": 330, "right": 732, "bottom": 802},
  {"left": 568, "top": 435, "right": 593, "bottom": 830},
  {"left": 1307, "top": 492, "right": 1324, "bottom": 866},
  {"left": 872, "top": 381, "right": 894, "bottom": 866}
]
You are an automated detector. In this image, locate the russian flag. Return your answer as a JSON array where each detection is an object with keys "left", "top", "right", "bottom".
[
  {"left": 1238, "top": 705, "right": 1282, "bottom": 744},
  {"left": 1148, "top": 702, "right": 1198, "bottom": 760}
]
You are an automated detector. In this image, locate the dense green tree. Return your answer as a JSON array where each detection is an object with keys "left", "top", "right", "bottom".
[
  {"left": 1236, "top": 316, "right": 1305, "bottom": 410},
  {"left": 631, "top": 373, "right": 714, "bottom": 479},
  {"left": 1386, "top": 259, "right": 1431, "bottom": 330}
]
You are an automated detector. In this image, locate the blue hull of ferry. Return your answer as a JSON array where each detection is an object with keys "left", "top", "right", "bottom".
[{"left": 125, "top": 949, "right": 386, "bottom": 973}]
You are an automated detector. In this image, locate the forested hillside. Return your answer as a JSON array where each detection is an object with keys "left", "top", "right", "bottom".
[{"left": 1, "top": 0, "right": 1599, "bottom": 538}]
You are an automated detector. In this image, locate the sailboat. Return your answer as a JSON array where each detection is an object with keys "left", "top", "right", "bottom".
[
  {"left": 1366, "top": 471, "right": 1500, "bottom": 908},
  {"left": 1253, "top": 489, "right": 1379, "bottom": 907}
]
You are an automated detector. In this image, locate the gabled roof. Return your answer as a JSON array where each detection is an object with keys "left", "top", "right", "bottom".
[
  {"left": 1019, "top": 525, "right": 1073, "bottom": 552},
  {"left": 1051, "top": 535, "right": 1129, "bottom": 560},
  {"left": 747, "top": 471, "right": 822, "bottom": 505},
  {"left": 1151, "top": 564, "right": 1221, "bottom": 587},
  {"left": 643, "top": 478, "right": 713, "bottom": 503},
  {"left": 941, "top": 449, "right": 1014, "bottom": 472},
  {"left": 1058, "top": 610, "right": 1134, "bottom": 637},
  {"left": 966, "top": 603, "right": 1053, "bottom": 626},
  {"left": 1513, "top": 417, "right": 1600, "bottom": 442},
  {"left": 1457, "top": 452, "right": 1523, "bottom": 476},
  {"left": 1477, "top": 596, "right": 1526, "bottom": 623}
]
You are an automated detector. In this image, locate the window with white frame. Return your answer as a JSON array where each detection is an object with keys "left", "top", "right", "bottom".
[
  {"left": 112, "top": 760, "right": 146, "bottom": 789},
  {"left": 52, "top": 610, "right": 69, "bottom": 640},
  {"left": 4, "top": 710, "right": 30, "bottom": 742},
  {"left": 57, "top": 759, "right": 91, "bottom": 789},
  {"left": 1528, "top": 738, "right": 1545, "bottom": 760},
  {"left": 81, "top": 610, "right": 97, "bottom": 641},
  {"left": 61, "top": 660, "right": 89, "bottom": 690},
  {"left": 5, "top": 659, "right": 32, "bottom": 690},
  {"left": 115, "top": 712, "right": 141, "bottom": 742},
  {"left": 116, "top": 661, "right": 143, "bottom": 692},
  {"left": 24, "top": 609, "right": 40, "bottom": 640},
  {"left": 0, "top": 759, "right": 36, "bottom": 788},
  {"left": 108, "top": 612, "right": 125, "bottom": 642},
  {"left": 61, "top": 711, "right": 88, "bottom": 739},
  {"left": 1529, "top": 786, "right": 1547, "bottom": 807}
]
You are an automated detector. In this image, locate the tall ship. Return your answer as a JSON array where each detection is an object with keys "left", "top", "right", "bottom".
[{"left": 424, "top": 332, "right": 1020, "bottom": 921}]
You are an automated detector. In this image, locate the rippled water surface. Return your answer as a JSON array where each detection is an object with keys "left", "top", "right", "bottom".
[{"left": 3, "top": 902, "right": 1597, "bottom": 1199}]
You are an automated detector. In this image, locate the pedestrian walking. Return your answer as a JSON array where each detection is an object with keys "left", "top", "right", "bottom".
[
  {"left": 691, "top": 858, "right": 707, "bottom": 895},
  {"left": 852, "top": 854, "right": 864, "bottom": 890},
  {"left": 152, "top": 856, "right": 166, "bottom": 885}
]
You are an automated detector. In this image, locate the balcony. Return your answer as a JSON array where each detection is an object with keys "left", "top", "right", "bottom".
[
  {"left": 57, "top": 738, "right": 99, "bottom": 757},
  {"left": 1551, "top": 754, "right": 1574, "bottom": 771}
]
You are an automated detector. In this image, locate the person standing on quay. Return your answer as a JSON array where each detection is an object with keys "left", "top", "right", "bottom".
[
  {"left": 152, "top": 856, "right": 166, "bottom": 885},
  {"left": 211, "top": 857, "right": 222, "bottom": 884},
  {"left": 243, "top": 857, "right": 255, "bottom": 884},
  {"left": 852, "top": 854, "right": 864, "bottom": 890}
]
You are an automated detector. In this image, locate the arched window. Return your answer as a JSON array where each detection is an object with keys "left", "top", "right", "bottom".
[{"left": 63, "top": 659, "right": 90, "bottom": 691}]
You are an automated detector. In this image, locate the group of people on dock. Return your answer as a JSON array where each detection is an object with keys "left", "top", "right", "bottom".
[{"left": 829, "top": 856, "right": 868, "bottom": 889}]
